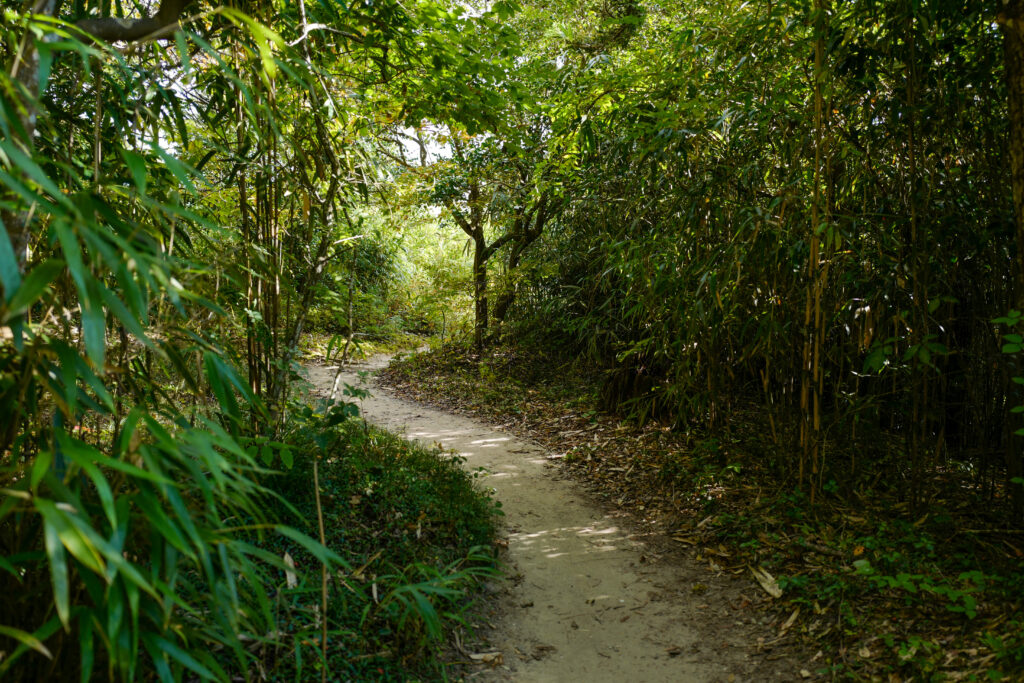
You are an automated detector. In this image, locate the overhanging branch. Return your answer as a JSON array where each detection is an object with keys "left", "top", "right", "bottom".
[{"left": 74, "top": 0, "right": 191, "bottom": 42}]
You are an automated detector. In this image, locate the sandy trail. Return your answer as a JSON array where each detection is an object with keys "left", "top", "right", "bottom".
[{"left": 305, "top": 355, "right": 800, "bottom": 683}]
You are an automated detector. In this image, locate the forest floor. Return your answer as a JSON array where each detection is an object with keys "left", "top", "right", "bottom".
[
  {"left": 370, "top": 346, "right": 1024, "bottom": 682},
  {"left": 305, "top": 352, "right": 810, "bottom": 682}
]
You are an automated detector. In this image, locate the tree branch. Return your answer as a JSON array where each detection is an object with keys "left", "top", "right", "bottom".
[
  {"left": 444, "top": 200, "right": 474, "bottom": 236},
  {"left": 74, "top": 0, "right": 191, "bottom": 43},
  {"left": 481, "top": 230, "right": 516, "bottom": 262}
]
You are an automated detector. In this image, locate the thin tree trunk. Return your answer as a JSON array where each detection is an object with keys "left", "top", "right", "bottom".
[
  {"left": 340, "top": 244, "right": 357, "bottom": 363},
  {"left": 473, "top": 239, "right": 488, "bottom": 351},
  {"left": 801, "top": 0, "right": 828, "bottom": 501},
  {"left": 906, "top": 11, "right": 928, "bottom": 513},
  {"left": 1000, "top": 1, "right": 1024, "bottom": 518},
  {"left": 491, "top": 196, "right": 555, "bottom": 334}
]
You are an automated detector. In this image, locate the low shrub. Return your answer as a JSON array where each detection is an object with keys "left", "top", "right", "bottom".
[{"left": 241, "top": 401, "right": 501, "bottom": 680}]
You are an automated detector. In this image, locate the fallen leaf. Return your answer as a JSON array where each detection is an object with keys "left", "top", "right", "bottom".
[
  {"left": 469, "top": 651, "right": 504, "bottom": 667},
  {"left": 750, "top": 565, "right": 783, "bottom": 599},
  {"left": 283, "top": 552, "right": 297, "bottom": 589},
  {"left": 310, "top": 603, "right": 321, "bottom": 628},
  {"left": 780, "top": 607, "right": 800, "bottom": 633}
]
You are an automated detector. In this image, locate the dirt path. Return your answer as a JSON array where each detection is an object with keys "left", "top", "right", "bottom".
[{"left": 305, "top": 356, "right": 804, "bottom": 682}]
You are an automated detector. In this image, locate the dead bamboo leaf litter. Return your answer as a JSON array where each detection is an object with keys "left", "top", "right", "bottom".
[
  {"left": 307, "top": 354, "right": 808, "bottom": 681},
  {"left": 376, "top": 346, "right": 1024, "bottom": 681}
]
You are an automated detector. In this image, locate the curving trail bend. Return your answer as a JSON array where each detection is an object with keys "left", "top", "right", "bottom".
[{"left": 305, "top": 355, "right": 802, "bottom": 683}]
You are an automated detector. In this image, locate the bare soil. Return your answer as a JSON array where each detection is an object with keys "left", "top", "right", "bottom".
[{"left": 305, "top": 355, "right": 811, "bottom": 682}]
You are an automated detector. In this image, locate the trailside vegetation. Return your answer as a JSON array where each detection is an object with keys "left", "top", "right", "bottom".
[
  {"left": 4, "top": 0, "right": 1024, "bottom": 679},
  {"left": 382, "top": 0, "right": 1024, "bottom": 678},
  {"left": 383, "top": 341, "right": 1024, "bottom": 680},
  {"left": 251, "top": 400, "right": 500, "bottom": 681},
  {"left": 494, "top": 0, "right": 1017, "bottom": 511},
  {"left": 0, "top": 0, "right": 508, "bottom": 679}
]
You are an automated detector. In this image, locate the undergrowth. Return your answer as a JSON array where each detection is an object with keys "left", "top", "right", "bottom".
[
  {"left": 299, "top": 331, "right": 427, "bottom": 363},
  {"left": 239, "top": 399, "right": 501, "bottom": 681},
  {"left": 382, "top": 343, "right": 1024, "bottom": 682}
]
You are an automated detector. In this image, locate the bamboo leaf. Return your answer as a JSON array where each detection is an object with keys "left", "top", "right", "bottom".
[
  {"left": 749, "top": 565, "right": 782, "bottom": 598},
  {"left": 30, "top": 449, "right": 53, "bottom": 490},
  {"left": 134, "top": 495, "right": 194, "bottom": 558},
  {"left": 0, "top": 218, "right": 21, "bottom": 301},
  {"left": 36, "top": 499, "right": 106, "bottom": 575},
  {"left": 143, "top": 633, "right": 217, "bottom": 680},
  {"left": 276, "top": 526, "right": 347, "bottom": 568},
  {"left": 1, "top": 142, "right": 75, "bottom": 211},
  {"left": 5, "top": 259, "right": 64, "bottom": 319},
  {"left": 42, "top": 518, "right": 70, "bottom": 629},
  {"left": 80, "top": 281, "right": 107, "bottom": 371},
  {"left": 203, "top": 352, "right": 241, "bottom": 423},
  {"left": 78, "top": 615, "right": 94, "bottom": 683},
  {"left": 175, "top": 31, "right": 192, "bottom": 77},
  {"left": 120, "top": 148, "right": 148, "bottom": 194},
  {"left": 0, "top": 554, "right": 20, "bottom": 581},
  {"left": 0, "top": 625, "right": 53, "bottom": 660}
]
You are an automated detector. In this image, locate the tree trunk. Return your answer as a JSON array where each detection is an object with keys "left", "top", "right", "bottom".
[
  {"left": 473, "top": 238, "right": 488, "bottom": 351},
  {"left": 492, "top": 288, "right": 514, "bottom": 330},
  {"left": 270, "top": 206, "right": 334, "bottom": 413},
  {"left": 492, "top": 196, "right": 554, "bottom": 334},
  {"left": 1000, "top": 0, "right": 1024, "bottom": 519},
  {"left": 492, "top": 241, "right": 525, "bottom": 332}
]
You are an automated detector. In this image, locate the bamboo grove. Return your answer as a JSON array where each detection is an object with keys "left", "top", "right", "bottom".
[
  {"left": 2, "top": 0, "right": 1024, "bottom": 678},
  {"left": 0, "top": 0, "right": 516, "bottom": 678},
  {"left": 487, "top": 0, "right": 1024, "bottom": 517}
]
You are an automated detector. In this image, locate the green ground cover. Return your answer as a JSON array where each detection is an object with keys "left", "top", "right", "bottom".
[{"left": 245, "top": 400, "right": 502, "bottom": 681}]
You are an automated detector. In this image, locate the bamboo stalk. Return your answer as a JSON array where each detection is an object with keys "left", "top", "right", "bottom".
[{"left": 313, "top": 456, "right": 329, "bottom": 683}]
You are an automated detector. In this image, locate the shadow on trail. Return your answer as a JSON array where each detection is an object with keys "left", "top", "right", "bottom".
[{"left": 303, "top": 357, "right": 801, "bottom": 682}]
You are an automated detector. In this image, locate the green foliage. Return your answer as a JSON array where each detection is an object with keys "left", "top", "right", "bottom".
[
  {"left": 982, "top": 621, "right": 1024, "bottom": 672},
  {"left": 995, "top": 310, "right": 1024, "bottom": 428},
  {"left": 853, "top": 560, "right": 989, "bottom": 620},
  {"left": 493, "top": 0, "right": 1017, "bottom": 511},
  {"left": 377, "top": 551, "right": 497, "bottom": 651},
  {"left": 305, "top": 207, "right": 473, "bottom": 343},
  {"left": 0, "top": 12, "right": 306, "bottom": 676},
  {"left": 0, "top": 0, "right": 518, "bottom": 679},
  {"left": 253, "top": 410, "right": 501, "bottom": 679}
]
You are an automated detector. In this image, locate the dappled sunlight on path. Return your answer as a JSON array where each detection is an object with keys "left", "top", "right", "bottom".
[{"left": 304, "top": 357, "right": 792, "bottom": 682}]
